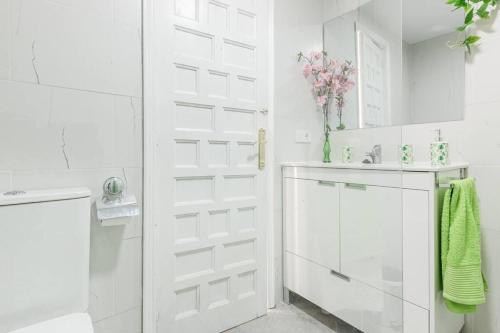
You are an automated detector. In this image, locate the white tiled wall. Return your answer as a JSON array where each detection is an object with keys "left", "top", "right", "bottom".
[
  {"left": 273, "top": 0, "right": 325, "bottom": 304},
  {"left": 0, "top": 0, "right": 143, "bottom": 332}
]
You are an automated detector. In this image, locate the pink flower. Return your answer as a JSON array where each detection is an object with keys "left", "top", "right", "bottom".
[
  {"left": 319, "top": 71, "right": 333, "bottom": 82},
  {"left": 311, "top": 64, "right": 322, "bottom": 74},
  {"left": 328, "top": 59, "right": 338, "bottom": 69},
  {"left": 314, "top": 79, "right": 325, "bottom": 89},
  {"left": 303, "top": 64, "right": 312, "bottom": 78},
  {"left": 310, "top": 51, "right": 323, "bottom": 61},
  {"left": 316, "top": 95, "right": 327, "bottom": 106},
  {"left": 330, "top": 82, "right": 339, "bottom": 93}
]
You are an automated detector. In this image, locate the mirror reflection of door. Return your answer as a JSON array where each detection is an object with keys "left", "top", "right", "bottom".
[{"left": 357, "top": 28, "right": 390, "bottom": 128}]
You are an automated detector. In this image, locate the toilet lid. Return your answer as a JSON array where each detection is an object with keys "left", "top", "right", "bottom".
[{"left": 9, "top": 313, "right": 94, "bottom": 333}]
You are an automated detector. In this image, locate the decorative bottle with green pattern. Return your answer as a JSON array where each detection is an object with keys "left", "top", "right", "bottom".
[{"left": 430, "top": 129, "right": 449, "bottom": 166}]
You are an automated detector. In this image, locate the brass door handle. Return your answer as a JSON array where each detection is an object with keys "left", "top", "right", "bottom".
[{"left": 259, "top": 128, "right": 266, "bottom": 170}]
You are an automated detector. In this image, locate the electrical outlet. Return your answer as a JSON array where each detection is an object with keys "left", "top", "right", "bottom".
[{"left": 295, "top": 130, "right": 311, "bottom": 143}]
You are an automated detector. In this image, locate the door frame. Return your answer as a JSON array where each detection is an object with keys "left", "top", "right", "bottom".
[{"left": 142, "top": 0, "right": 276, "bottom": 331}]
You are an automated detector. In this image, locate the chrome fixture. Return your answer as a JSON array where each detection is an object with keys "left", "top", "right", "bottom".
[
  {"left": 97, "top": 176, "right": 140, "bottom": 225},
  {"left": 363, "top": 144, "right": 382, "bottom": 164},
  {"left": 102, "top": 177, "right": 125, "bottom": 202}
]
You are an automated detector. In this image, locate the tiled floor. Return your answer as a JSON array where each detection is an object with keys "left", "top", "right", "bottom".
[{"left": 225, "top": 296, "right": 362, "bottom": 333}]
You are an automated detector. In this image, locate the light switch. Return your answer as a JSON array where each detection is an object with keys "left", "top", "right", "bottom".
[{"left": 295, "top": 130, "right": 311, "bottom": 143}]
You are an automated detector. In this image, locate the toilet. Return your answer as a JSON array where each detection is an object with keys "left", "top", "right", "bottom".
[{"left": 0, "top": 188, "right": 94, "bottom": 333}]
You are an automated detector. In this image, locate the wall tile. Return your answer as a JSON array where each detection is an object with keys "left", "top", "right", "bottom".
[
  {"left": 111, "top": 24, "right": 142, "bottom": 97},
  {"left": 43, "top": 0, "right": 114, "bottom": 17},
  {"left": 466, "top": 294, "right": 500, "bottom": 333},
  {"left": 9, "top": 0, "right": 143, "bottom": 97},
  {"left": 11, "top": 168, "right": 124, "bottom": 194},
  {"left": 465, "top": 35, "right": 500, "bottom": 105},
  {"left": 11, "top": 0, "right": 114, "bottom": 92},
  {"left": 113, "top": 97, "right": 143, "bottom": 168},
  {"left": 114, "top": 0, "right": 142, "bottom": 29},
  {"left": 0, "top": 0, "right": 10, "bottom": 80},
  {"left": 470, "top": 166, "right": 500, "bottom": 232},
  {"left": 0, "top": 81, "right": 64, "bottom": 170},
  {"left": 0, "top": 171, "right": 12, "bottom": 192},
  {"left": 121, "top": 167, "right": 143, "bottom": 239},
  {"left": 462, "top": 102, "right": 500, "bottom": 165},
  {"left": 115, "top": 237, "right": 143, "bottom": 313},
  {"left": 89, "top": 219, "right": 120, "bottom": 321},
  {"left": 50, "top": 87, "right": 116, "bottom": 169}
]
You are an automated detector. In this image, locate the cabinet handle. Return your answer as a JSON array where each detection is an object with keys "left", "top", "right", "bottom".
[
  {"left": 345, "top": 183, "right": 367, "bottom": 191},
  {"left": 330, "top": 270, "right": 351, "bottom": 282},
  {"left": 318, "top": 180, "right": 336, "bottom": 187}
]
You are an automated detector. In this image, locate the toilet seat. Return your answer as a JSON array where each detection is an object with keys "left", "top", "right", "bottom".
[{"left": 9, "top": 313, "right": 94, "bottom": 333}]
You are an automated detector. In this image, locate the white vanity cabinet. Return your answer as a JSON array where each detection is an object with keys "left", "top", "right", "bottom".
[
  {"left": 340, "top": 183, "right": 402, "bottom": 298},
  {"left": 283, "top": 163, "right": 466, "bottom": 333},
  {"left": 284, "top": 178, "right": 341, "bottom": 271}
]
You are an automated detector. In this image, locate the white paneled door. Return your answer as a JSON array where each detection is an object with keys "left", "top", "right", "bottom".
[{"left": 148, "top": 0, "right": 269, "bottom": 332}]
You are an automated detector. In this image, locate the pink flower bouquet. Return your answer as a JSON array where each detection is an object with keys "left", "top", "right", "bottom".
[
  {"left": 298, "top": 50, "right": 356, "bottom": 162},
  {"left": 298, "top": 51, "right": 356, "bottom": 131}
]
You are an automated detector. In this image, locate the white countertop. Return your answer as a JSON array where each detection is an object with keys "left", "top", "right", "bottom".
[{"left": 281, "top": 161, "right": 469, "bottom": 172}]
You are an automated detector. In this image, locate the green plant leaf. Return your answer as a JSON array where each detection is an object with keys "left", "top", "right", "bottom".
[
  {"left": 464, "top": 35, "right": 482, "bottom": 44},
  {"left": 464, "top": 6, "right": 475, "bottom": 23},
  {"left": 477, "top": 2, "right": 491, "bottom": 17},
  {"left": 447, "top": 0, "right": 497, "bottom": 53}
]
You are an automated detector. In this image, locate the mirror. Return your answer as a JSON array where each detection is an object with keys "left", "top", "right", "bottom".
[{"left": 323, "top": 0, "right": 465, "bottom": 130}]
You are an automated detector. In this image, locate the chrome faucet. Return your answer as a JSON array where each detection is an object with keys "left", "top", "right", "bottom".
[{"left": 363, "top": 144, "right": 382, "bottom": 164}]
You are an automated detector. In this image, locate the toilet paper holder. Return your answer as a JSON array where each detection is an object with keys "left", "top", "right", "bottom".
[{"left": 96, "top": 177, "right": 140, "bottom": 226}]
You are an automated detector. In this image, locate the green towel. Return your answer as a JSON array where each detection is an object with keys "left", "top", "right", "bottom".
[{"left": 441, "top": 178, "right": 487, "bottom": 314}]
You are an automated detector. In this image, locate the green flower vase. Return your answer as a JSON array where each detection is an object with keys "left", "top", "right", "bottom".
[{"left": 323, "top": 134, "right": 331, "bottom": 163}]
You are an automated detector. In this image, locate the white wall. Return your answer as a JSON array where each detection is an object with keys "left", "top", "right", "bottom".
[
  {"left": 0, "top": 0, "right": 143, "bottom": 332},
  {"left": 404, "top": 33, "right": 465, "bottom": 124},
  {"left": 273, "top": 0, "right": 325, "bottom": 304}
]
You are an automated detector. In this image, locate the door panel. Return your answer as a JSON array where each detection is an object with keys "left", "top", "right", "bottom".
[
  {"left": 284, "top": 178, "right": 341, "bottom": 271},
  {"left": 340, "top": 183, "right": 402, "bottom": 298},
  {"left": 153, "top": 0, "right": 269, "bottom": 332}
]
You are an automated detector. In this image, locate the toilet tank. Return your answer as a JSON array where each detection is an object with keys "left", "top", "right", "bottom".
[{"left": 0, "top": 188, "right": 91, "bottom": 332}]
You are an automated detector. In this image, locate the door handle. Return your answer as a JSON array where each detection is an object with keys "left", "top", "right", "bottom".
[
  {"left": 258, "top": 128, "right": 266, "bottom": 170},
  {"left": 345, "top": 183, "right": 367, "bottom": 190},
  {"left": 330, "top": 270, "right": 351, "bottom": 282},
  {"left": 318, "top": 180, "right": 336, "bottom": 187}
]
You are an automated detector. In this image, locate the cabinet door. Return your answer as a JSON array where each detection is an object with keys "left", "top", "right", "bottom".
[
  {"left": 284, "top": 178, "right": 340, "bottom": 271},
  {"left": 340, "top": 183, "right": 402, "bottom": 297}
]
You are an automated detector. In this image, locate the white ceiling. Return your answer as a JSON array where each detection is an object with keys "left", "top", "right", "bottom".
[{"left": 403, "top": 0, "right": 463, "bottom": 44}]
